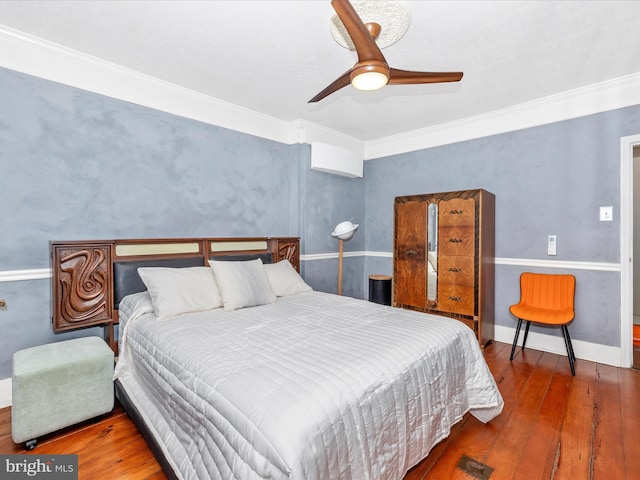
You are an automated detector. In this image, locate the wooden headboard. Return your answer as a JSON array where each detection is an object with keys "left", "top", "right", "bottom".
[{"left": 51, "top": 237, "right": 300, "bottom": 350}]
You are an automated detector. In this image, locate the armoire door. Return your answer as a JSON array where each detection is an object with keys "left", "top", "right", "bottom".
[
  {"left": 393, "top": 200, "right": 427, "bottom": 308},
  {"left": 393, "top": 189, "right": 495, "bottom": 347}
]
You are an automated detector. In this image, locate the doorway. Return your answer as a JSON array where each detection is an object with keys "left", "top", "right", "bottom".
[
  {"left": 633, "top": 144, "right": 640, "bottom": 368},
  {"left": 622, "top": 135, "right": 640, "bottom": 369}
]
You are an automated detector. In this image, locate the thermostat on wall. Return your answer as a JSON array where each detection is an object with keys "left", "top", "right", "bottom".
[{"left": 548, "top": 235, "right": 557, "bottom": 256}]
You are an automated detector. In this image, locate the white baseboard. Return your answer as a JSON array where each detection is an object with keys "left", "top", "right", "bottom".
[
  {"left": 495, "top": 325, "right": 623, "bottom": 367},
  {"left": 0, "top": 377, "right": 11, "bottom": 408}
]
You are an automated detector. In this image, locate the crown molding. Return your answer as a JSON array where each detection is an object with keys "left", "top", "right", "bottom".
[
  {"left": 1, "top": 25, "right": 638, "bottom": 160},
  {"left": 0, "top": 26, "right": 296, "bottom": 144},
  {"left": 364, "top": 73, "right": 640, "bottom": 160},
  {"left": 0, "top": 25, "right": 361, "bottom": 151},
  {"left": 288, "top": 119, "right": 364, "bottom": 152}
]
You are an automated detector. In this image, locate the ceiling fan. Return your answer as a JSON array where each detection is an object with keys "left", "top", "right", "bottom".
[{"left": 308, "top": 0, "right": 463, "bottom": 103}]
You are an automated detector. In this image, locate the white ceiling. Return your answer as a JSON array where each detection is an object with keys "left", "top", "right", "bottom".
[{"left": 1, "top": 0, "right": 639, "bottom": 142}]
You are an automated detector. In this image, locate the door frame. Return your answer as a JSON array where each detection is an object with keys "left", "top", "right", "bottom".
[{"left": 620, "top": 134, "right": 640, "bottom": 368}]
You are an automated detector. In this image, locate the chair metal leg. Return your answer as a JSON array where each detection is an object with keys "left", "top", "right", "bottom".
[
  {"left": 522, "top": 321, "right": 531, "bottom": 351},
  {"left": 561, "top": 325, "right": 576, "bottom": 376},
  {"left": 510, "top": 319, "right": 523, "bottom": 361},
  {"left": 565, "top": 326, "right": 576, "bottom": 362}
]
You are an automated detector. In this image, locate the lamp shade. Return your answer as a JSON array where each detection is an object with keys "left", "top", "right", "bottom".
[{"left": 332, "top": 221, "right": 359, "bottom": 240}]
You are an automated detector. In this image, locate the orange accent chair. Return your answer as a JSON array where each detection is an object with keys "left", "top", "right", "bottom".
[{"left": 509, "top": 272, "right": 576, "bottom": 375}]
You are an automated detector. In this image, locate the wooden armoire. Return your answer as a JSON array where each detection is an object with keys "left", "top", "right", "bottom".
[{"left": 393, "top": 189, "right": 495, "bottom": 346}]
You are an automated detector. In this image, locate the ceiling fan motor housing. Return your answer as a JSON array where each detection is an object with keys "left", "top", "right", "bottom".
[
  {"left": 308, "top": 0, "right": 463, "bottom": 102},
  {"left": 350, "top": 60, "right": 390, "bottom": 91}
]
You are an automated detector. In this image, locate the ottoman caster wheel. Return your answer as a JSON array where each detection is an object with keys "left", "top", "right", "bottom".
[{"left": 25, "top": 439, "right": 37, "bottom": 450}]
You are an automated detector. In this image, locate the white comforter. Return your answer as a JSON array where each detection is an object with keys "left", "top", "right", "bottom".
[{"left": 115, "top": 291, "right": 503, "bottom": 480}]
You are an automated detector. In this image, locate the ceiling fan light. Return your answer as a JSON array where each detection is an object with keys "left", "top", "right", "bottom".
[{"left": 351, "top": 71, "right": 389, "bottom": 91}]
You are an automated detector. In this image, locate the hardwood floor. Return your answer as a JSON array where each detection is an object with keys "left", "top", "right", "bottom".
[{"left": 1, "top": 341, "right": 639, "bottom": 479}]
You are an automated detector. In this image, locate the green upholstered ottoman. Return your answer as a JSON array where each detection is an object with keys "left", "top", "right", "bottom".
[{"left": 12, "top": 336, "right": 114, "bottom": 449}]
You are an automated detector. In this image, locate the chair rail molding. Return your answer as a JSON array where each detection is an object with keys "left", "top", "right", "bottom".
[
  {"left": 0, "top": 256, "right": 619, "bottom": 283},
  {"left": 0, "top": 268, "right": 52, "bottom": 282},
  {"left": 302, "top": 252, "right": 621, "bottom": 272}
]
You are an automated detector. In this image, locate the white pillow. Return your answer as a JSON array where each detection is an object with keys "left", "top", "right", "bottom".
[
  {"left": 210, "top": 259, "right": 276, "bottom": 311},
  {"left": 137, "top": 266, "right": 222, "bottom": 321},
  {"left": 118, "top": 291, "right": 154, "bottom": 323},
  {"left": 263, "top": 260, "right": 312, "bottom": 297}
]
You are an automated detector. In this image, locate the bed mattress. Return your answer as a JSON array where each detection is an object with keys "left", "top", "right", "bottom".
[{"left": 115, "top": 291, "right": 503, "bottom": 480}]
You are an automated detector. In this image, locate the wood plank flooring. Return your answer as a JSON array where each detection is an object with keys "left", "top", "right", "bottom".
[{"left": 1, "top": 341, "right": 639, "bottom": 479}]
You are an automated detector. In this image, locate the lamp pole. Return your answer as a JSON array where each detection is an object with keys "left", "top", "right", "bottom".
[
  {"left": 338, "top": 238, "right": 344, "bottom": 295},
  {"left": 332, "top": 221, "right": 358, "bottom": 297}
]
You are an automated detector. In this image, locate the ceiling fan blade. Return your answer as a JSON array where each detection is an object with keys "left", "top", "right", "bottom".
[
  {"left": 388, "top": 68, "right": 463, "bottom": 85},
  {"left": 309, "top": 1, "right": 463, "bottom": 102},
  {"left": 332, "top": 0, "right": 386, "bottom": 64},
  {"left": 308, "top": 69, "right": 352, "bottom": 103}
]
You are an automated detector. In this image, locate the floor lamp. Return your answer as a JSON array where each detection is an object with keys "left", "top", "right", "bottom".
[{"left": 331, "top": 221, "right": 359, "bottom": 296}]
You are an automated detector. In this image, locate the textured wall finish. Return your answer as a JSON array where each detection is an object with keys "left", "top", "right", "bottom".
[
  {"left": 303, "top": 163, "right": 364, "bottom": 256},
  {"left": 2, "top": 62, "right": 638, "bottom": 380},
  {"left": 299, "top": 152, "right": 365, "bottom": 298},
  {"left": 0, "top": 68, "right": 313, "bottom": 379},
  {"left": 364, "top": 105, "right": 640, "bottom": 348},
  {"left": 0, "top": 66, "right": 363, "bottom": 379},
  {"left": 0, "top": 69, "right": 299, "bottom": 271}
]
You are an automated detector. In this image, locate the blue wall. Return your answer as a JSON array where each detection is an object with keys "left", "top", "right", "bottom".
[
  {"left": 364, "top": 105, "right": 640, "bottom": 348},
  {"left": 0, "top": 67, "right": 361, "bottom": 378},
  {"left": 301, "top": 162, "right": 365, "bottom": 296},
  {"left": 1, "top": 64, "right": 639, "bottom": 379}
]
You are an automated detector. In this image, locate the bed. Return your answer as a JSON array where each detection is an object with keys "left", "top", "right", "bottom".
[{"left": 51, "top": 237, "right": 503, "bottom": 480}]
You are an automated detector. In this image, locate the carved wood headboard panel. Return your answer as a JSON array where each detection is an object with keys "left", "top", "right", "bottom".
[{"left": 51, "top": 237, "right": 300, "bottom": 350}]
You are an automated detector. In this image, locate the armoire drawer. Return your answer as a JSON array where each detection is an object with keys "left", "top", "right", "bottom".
[
  {"left": 439, "top": 197, "right": 475, "bottom": 227},
  {"left": 439, "top": 226, "right": 475, "bottom": 256},
  {"left": 438, "top": 255, "right": 475, "bottom": 286},
  {"left": 438, "top": 284, "right": 475, "bottom": 316}
]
